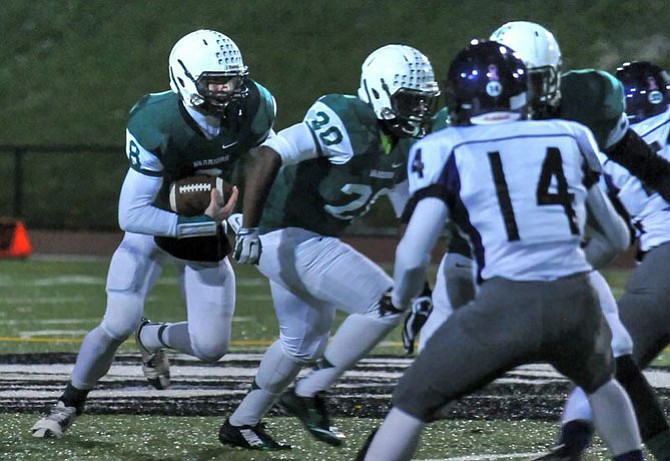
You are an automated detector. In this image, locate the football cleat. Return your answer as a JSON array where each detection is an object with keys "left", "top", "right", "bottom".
[
  {"left": 31, "top": 401, "right": 78, "bottom": 438},
  {"left": 530, "top": 444, "right": 582, "bottom": 461},
  {"left": 278, "top": 388, "right": 346, "bottom": 446},
  {"left": 218, "top": 418, "right": 291, "bottom": 450},
  {"left": 135, "top": 317, "right": 171, "bottom": 390}
]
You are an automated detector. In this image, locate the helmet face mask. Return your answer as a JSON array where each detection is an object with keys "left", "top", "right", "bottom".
[
  {"left": 490, "top": 21, "right": 562, "bottom": 117},
  {"left": 195, "top": 74, "right": 249, "bottom": 114},
  {"left": 169, "top": 30, "right": 250, "bottom": 117},
  {"left": 446, "top": 40, "right": 528, "bottom": 126},
  {"left": 615, "top": 61, "right": 670, "bottom": 124},
  {"left": 358, "top": 44, "right": 440, "bottom": 138},
  {"left": 390, "top": 88, "right": 440, "bottom": 137}
]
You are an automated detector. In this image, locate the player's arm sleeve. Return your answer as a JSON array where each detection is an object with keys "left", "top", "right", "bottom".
[
  {"left": 582, "top": 183, "right": 630, "bottom": 268},
  {"left": 603, "top": 128, "right": 670, "bottom": 204},
  {"left": 393, "top": 197, "right": 449, "bottom": 309},
  {"left": 118, "top": 169, "right": 217, "bottom": 238},
  {"left": 261, "top": 123, "right": 319, "bottom": 165},
  {"left": 387, "top": 180, "right": 410, "bottom": 219}
]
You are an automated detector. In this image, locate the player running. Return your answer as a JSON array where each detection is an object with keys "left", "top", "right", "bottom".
[
  {"left": 218, "top": 44, "right": 440, "bottom": 450},
  {"left": 31, "top": 29, "right": 274, "bottom": 438}
]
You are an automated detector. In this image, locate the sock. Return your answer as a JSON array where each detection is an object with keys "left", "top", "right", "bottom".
[
  {"left": 615, "top": 355, "right": 670, "bottom": 443},
  {"left": 229, "top": 341, "right": 302, "bottom": 426},
  {"left": 296, "top": 314, "right": 396, "bottom": 397},
  {"left": 558, "top": 419, "right": 594, "bottom": 454},
  {"left": 588, "top": 379, "right": 642, "bottom": 456},
  {"left": 70, "top": 326, "right": 124, "bottom": 389},
  {"left": 140, "top": 322, "right": 174, "bottom": 351},
  {"left": 363, "top": 408, "right": 424, "bottom": 461},
  {"left": 60, "top": 382, "right": 90, "bottom": 414}
]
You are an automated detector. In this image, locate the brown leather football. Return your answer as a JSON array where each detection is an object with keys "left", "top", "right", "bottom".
[{"left": 168, "top": 175, "right": 232, "bottom": 217}]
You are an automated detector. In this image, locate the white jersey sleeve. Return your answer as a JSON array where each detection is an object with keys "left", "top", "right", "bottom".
[
  {"left": 260, "top": 99, "right": 356, "bottom": 166},
  {"left": 260, "top": 123, "right": 318, "bottom": 165},
  {"left": 598, "top": 109, "right": 670, "bottom": 252},
  {"left": 117, "top": 168, "right": 178, "bottom": 236}
]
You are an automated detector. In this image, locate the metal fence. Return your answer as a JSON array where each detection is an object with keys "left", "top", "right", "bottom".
[
  {"left": 0, "top": 145, "right": 398, "bottom": 234},
  {"left": 0, "top": 145, "right": 125, "bottom": 230}
]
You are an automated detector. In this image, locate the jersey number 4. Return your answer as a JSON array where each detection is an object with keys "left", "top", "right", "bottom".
[{"left": 488, "top": 148, "right": 579, "bottom": 241}]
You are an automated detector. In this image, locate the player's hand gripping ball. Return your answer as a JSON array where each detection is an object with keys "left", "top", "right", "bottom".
[{"left": 168, "top": 175, "right": 232, "bottom": 216}]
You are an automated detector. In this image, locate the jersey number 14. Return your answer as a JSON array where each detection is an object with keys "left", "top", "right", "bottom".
[{"left": 488, "top": 148, "right": 580, "bottom": 241}]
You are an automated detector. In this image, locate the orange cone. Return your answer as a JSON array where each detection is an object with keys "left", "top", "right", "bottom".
[{"left": 0, "top": 219, "right": 32, "bottom": 258}]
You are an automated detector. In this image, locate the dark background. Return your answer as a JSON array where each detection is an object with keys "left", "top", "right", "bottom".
[{"left": 1, "top": 0, "right": 668, "bottom": 231}]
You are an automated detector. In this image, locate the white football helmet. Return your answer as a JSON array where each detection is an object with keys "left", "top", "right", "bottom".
[
  {"left": 358, "top": 44, "right": 440, "bottom": 138},
  {"left": 490, "top": 21, "right": 562, "bottom": 115},
  {"left": 169, "top": 29, "right": 249, "bottom": 116}
]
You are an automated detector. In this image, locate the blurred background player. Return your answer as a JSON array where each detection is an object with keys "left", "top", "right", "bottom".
[
  {"left": 357, "top": 39, "right": 644, "bottom": 461},
  {"left": 217, "top": 44, "right": 440, "bottom": 450},
  {"left": 415, "top": 21, "right": 670, "bottom": 461},
  {"left": 542, "top": 60, "right": 670, "bottom": 461},
  {"left": 30, "top": 29, "right": 276, "bottom": 438}
]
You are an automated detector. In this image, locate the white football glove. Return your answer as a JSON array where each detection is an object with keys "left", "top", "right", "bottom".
[
  {"left": 402, "top": 283, "right": 433, "bottom": 355},
  {"left": 234, "top": 227, "right": 262, "bottom": 264},
  {"left": 226, "top": 213, "right": 243, "bottom": 234}
]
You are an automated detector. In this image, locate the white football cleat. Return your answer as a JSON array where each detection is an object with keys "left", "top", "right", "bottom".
[
  {"left": 135, "top": 317, "right": 171, "bottom": 390},
  {"left": 31, "top": 401, "right": 78, "bottom": 438}
]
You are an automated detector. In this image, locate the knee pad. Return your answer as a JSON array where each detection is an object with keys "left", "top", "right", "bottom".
[
  {"left": 100, "top": 292, "right": 144, "bottom": 340},
  {"left": 281, "top": 335, "right": 328, "bottom": 364},
  {"left": 190, "top": 337, "right": 229, "bottom": 363}
]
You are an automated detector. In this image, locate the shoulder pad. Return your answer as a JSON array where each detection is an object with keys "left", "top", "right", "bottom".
[
  {"left": 245, "top": 80, "right": 277, "bottom": 143},
  {"left": 127, "top": 91, "right": 178, "bottom": 152},
  {"left": 315, "top": 94, "right": 377, "bottom": 127}
]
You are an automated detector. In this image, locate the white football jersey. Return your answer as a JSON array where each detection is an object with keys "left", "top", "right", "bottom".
[
  {"left": 599, "top": 107, "right": 670, "bottom": 252},
  {"left": 408, "top": 119, "right": 601, "bottom": 281}
]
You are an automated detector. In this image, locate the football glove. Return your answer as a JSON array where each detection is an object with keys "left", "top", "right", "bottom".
[
  {"left": 226, "top": 213, "right": 243, "bottom": 234},
  {"left": 379, "top": 289, "right": 404, "bottom": 317},
  {"left": 402, "top": 282, "right": 433, "bottom": 355},
  {"left": 233, "top": 227, "right": 262, "bottom": 264}
]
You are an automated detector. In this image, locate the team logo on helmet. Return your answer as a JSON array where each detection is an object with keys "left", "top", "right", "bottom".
[
  {"left": 486, "top": 64, "right": 503, "bottom": 97},
  {"left": 647, "top": 76, "right": 663, "bottom": 105}
]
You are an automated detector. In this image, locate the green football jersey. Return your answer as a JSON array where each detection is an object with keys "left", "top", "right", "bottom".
[
  {"left": 126, "top": 80, "right": 275, "bottom": 209},
  {"left": 260, "top": 94, "right": 410, "bottom": 237}
]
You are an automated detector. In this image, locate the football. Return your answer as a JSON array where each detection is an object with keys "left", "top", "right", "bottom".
[{"left": 168, "top": 175, "right": 232, "bottom": 217}]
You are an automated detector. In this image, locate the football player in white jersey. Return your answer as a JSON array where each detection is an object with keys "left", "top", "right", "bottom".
[
  {"left": 216, "top": 44, "right": 440, "bottom": 450},
  {"left": 30, "top": 29, "right": 276, "bottom": 439},
  {"left": 356, "top": 39, "right": 644, "bottom": 461},
  {"left": 547, "top": 60, "right": 670, "bottom": 461},
  {"left": 415, "top": 21, "right": 670, "bottom": 461}
]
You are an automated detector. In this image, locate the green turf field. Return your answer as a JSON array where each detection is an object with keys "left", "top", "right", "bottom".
[{"left": 0, "top": 257, "right": 663, "bottom": 460}]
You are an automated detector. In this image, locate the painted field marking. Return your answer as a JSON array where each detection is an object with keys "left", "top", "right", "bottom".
[{"left": 420, "top": 453, "right": 545, "bottom": 460}]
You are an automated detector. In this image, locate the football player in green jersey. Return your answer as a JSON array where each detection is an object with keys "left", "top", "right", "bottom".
[
  {"left": 31, "top": 29, "right": 275, "bottom": 439},
  {"left": 216, "top": 44, "right": 440, "bottom": 450}
]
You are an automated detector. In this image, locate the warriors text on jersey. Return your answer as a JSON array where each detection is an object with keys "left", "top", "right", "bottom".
[
  {"left": 126, "top": 80, "right": 275, "bottom": 210},
  {"left": 260, "top": 94, "right": 410, "bottom": 237},
  {"left": 409, "top": 118, "right": 601, "bottom": 281}
]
